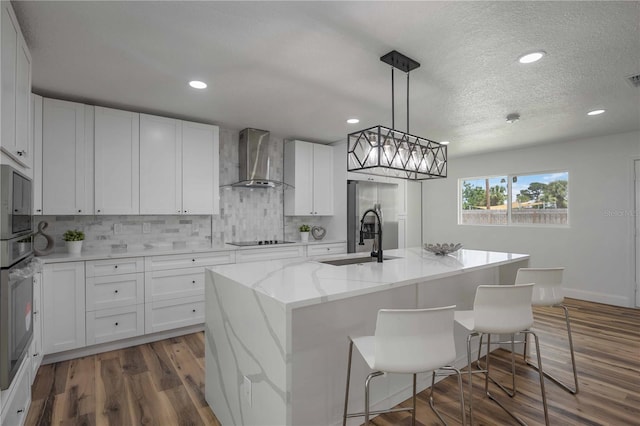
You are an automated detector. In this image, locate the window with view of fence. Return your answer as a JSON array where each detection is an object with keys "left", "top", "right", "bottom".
[{"left": 460, "top": 172, "right": 568, "bottom": 226}]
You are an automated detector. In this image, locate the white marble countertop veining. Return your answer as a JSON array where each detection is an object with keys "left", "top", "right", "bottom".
[
  {"left": 35, "top": 240, "right": 347, "bottom": 263},
  {"left": 208, "top": 248, "right": 529, "bottom": 310}
]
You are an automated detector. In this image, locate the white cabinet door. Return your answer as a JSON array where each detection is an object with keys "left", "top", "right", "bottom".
[
  {"left": 182, "top": 121, "right": 219, "bottom": 214},
  {"left": 140, "top": 114, "right": 181, "bottom": 214},
  {"left": 42, "top": 262, "right": 86, "bottom": 354},
  {"left": 42, "top": 98, "right": 89, "bottom": 215},
  {"left": 14, "top": 36, "right": 31, "bottom": 167},
  {"left": 94, "top": 106, "right": 139, "bottom": 214},
  {"left": 32, "top": 94, "right": 43, "bottom": 214},
  {"left": 285, "top": 140, "right": 334, "bottom": 216},
  {"left": 312, "top": 143, "right": 333, "bottom": 215},
  {"left": 30, "top": 271, "right": 43, "bottom": 382},
  {"left": 1, "top": 4, "right": 18, "bottom": 157}
]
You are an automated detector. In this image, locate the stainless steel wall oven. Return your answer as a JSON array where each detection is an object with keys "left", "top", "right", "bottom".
[{"left": 0, "top": 164, "right": 34, "bottom": 390}]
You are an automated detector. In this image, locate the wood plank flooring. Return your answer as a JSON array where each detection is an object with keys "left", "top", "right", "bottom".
[
  {"left": 26, "top": 333, "right": 220, "bottom": 426},
  {"left": 25, "top": 298, "right": 639, "bottom": 425}
]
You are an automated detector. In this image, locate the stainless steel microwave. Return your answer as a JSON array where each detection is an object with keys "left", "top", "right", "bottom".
[{"left": 0, "top": 165, "right": 33, "bottom": 240}]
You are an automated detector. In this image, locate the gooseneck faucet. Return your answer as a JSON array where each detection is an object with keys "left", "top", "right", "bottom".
[{"left": 358, "top": 209, "right": 383, "bottom": 263}]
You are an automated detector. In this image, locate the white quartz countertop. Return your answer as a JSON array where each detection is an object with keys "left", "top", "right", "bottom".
[
  {"left": 208, "top": 248, "right": 529, "bottom": 310},
  {"left": 36, "top": 239, "right": 346, "bottom": 263}
]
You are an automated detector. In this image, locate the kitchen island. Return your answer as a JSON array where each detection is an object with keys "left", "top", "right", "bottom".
[{"left": 204, "top": 248, "right": 529, "bottom": 426}]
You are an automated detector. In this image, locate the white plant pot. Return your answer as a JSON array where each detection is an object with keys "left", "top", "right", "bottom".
[
  {"left": 66, "top": 240, "right": 83, "bottom": 255},
  {"left": 300, "top": 232, "right": 309, "bottom": 243}
]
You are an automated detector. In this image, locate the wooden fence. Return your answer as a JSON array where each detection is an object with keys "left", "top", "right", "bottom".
[{"left": 460, "top": 209, "right": 568, "bottom": 225}]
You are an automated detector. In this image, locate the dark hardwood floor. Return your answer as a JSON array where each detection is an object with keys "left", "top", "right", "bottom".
[{"left": 25, "top": 298, "right": 639, "bottom": 425}]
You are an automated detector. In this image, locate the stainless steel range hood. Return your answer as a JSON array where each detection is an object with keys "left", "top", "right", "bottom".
[{"left": 232, "top": 128, "right": 280, "bottom": 188}]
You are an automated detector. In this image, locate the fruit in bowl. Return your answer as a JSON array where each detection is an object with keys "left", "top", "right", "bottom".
[{"left": 423, "top": 243, "right": 463, "bottom": 255}]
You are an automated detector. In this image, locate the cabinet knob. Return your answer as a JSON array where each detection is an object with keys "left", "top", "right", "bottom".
[
  {"left": 34, "top": 310, "right": 38, "bottom": 315},
  {"left": 36, "top": 209, "right": 42, "bottom": 212},
  {"left": 192, "top": 259, "right": 195, "bottom": 262},
  {"left": 78, "top": 209, "right": 82, "bottom": 213},
  {"left": 192, "top": 309, "right": 196, "bottom": 313},
  {"left": 114, "top": 265, "right": 118, "bottom": 269},
  {"left": 314, "top": 212, "right": 317, "bottom": 214},
  {"left": 115, "top": 322, "right": 119, "bottom": 326},
  {"left": 192, "top": 280, "right": 196, "bottom": 284},
  {"left": 17, "top": 409, "right": 24, "bottom": 414},
  {"left": 184, "top": 210, "right": 187, "bottom": 213},
  {"left": 17, "top": 150, "right": 25, "bottom": 156},
  {"left": 33, "top": 353, "right": 39, "bottom": 357},
  {"left": 114, "top": 289, "right": 119, "bottom": 293},
  {"left": 97, "top": 210, "right": 101, "bottom": 213}
]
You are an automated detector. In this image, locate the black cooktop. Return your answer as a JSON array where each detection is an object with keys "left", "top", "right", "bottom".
[{"left": 227, "top": 240, "right": 296, "bottom": 247}]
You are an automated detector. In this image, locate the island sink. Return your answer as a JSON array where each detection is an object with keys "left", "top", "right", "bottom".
[{"left": 319, "top": 255, "right": 401, "bottom": 266}]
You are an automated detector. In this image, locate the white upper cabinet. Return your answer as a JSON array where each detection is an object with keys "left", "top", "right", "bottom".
[
  {"left": 94, "top": 106, "right": 140, "bottom": 214},
  {"left": 140, "top": 114, "right": 181, "bottom": 214},
  {"left": 140, "top": 115, "right": 219, "bottom": 215},
  {"left": 1, "top": 3, "right": 32, "bottom": 167},
  {"left": 182, "top": 120, "right": 219, "bottom": 214},
  {"left": 32, "top": 94, "right": 43, "bottom": 214},
  {"left": 284, "top": 140, "right": 333, "bottom": 216},
  {"left": 42, "top": 98, "right": 93, "bottom": 215}
]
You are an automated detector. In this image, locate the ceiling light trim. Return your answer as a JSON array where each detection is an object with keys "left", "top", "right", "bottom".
[{"left": 518, "top": 51, "right": 546, "bottom": 64}]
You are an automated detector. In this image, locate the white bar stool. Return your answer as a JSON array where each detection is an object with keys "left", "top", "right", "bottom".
[
  {"left": 455, "top": 284, "right": 549, "bottom": 426},
  {"left": 342, "top": 306, "right": 465, "bottom": 426},
  {"left": 516, "top": 267, "right": 579, "bottom": 394}
]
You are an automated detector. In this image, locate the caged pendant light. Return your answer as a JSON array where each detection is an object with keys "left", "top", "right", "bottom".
[{"left": 348, "top": 50, "right": 447, "bottom": 180}]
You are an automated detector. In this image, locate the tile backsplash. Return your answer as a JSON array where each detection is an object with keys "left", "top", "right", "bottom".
[{"left": 39, "top": 127, "right": 334, "bottom": 252}]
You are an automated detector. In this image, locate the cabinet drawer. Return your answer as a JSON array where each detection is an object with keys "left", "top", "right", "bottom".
[
  {"left": 86, "top": 273, "right": 144, "bottom": 311},
  {"left": 235, "top": 245, "right": 305, "bottom": 263},
  {"left": 86, "top": 305, "right": 144, "bottom": 345},
  {"left": 145, "top": 251, "right": 235, "bottom": 271},
  {"left": 307, "top": 243, "right": 347, "bottom": 257},
  {"left": 145, "top": 267, "right": 204, "bottom": 303},
  {"left": 145, "top": 296, "right": 204, "bottom": 334},
  {"left": 86, "top": 258, "right": 143, "bottom": 277},
  {"left": 1, "top": 355, "right": 31, "bottom": 426}
]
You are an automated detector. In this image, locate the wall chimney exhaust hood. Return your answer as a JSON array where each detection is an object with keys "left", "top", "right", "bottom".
[{"left": 231, "top": 128, "right": 282, "bottom": 188}]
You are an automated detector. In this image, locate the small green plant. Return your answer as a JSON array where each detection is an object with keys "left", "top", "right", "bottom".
[
  {"left": 63, "top": 229, "right": 85, "bottom": 241},
  {"left": 299, "top": 224, "right": 311, "bottom": 232}
]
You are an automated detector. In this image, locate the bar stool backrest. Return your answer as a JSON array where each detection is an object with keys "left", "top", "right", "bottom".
[
  {"left": 473, "top": 284, "right": 534, "bottom": 334},
  {"left": 515, "top": 267, "right": 565, "bottom": 306},
  {"left": 373, "top": 306, "right": 456, "bottom": 374}
]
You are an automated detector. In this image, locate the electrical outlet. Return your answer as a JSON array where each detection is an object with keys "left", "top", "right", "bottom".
[
  {"left": 243, "top": 376, "right": 252, "bottom": 406},
  {"left": 142, "top": 222, "right": 151, "bottom": 234},
  {"left": 113, "top": 223, "right": 123, "bottom": 235}
]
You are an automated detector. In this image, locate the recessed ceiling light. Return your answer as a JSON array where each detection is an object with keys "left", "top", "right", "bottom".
[
  {"left": 587, "top": 109, "right": 605, "bottom": 116},
  {"left": 440, "top": 140, "right": 450, "bottom": 145},
  {"left": 518, "top": 51, "right": 546, "bottom": 64},
  {"left": 189, "top": 80, "right": 207, "bottom": 89},
  {"left": 506, "top": 113, "right": 521, "bottom": 123},
  {"left": 347, "top": 118, "right": 360, "bottom": 124}
]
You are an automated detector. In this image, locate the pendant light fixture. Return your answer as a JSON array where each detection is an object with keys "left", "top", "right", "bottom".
[{"left": 348, "top": 50, "right": 447, "bottom": 180}]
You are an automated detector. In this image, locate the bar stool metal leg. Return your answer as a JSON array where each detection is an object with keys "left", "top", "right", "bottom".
[
  {"left": 476, "top": 333, "right": 518, "bottom": 397},
  {"left": 428, "top": 367, "right": 466, "bottom": 426},
  {"left": 525, "top": 304, "right": 579, "bottom": 394}
]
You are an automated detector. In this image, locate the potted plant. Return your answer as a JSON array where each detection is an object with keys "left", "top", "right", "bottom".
[
  {"left": 63, "top": 229, "right": 85, "bottom": 254},
  {"left": 299, "top": 224, "right": 311, "bottom": 243},
  {"left": 17, "top": 235, "right": 31, "bottom": 254}
]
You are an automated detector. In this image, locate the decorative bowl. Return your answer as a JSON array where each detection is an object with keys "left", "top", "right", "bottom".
[{"left": 423, "top": 243, "right": 463, "bottom": 255}]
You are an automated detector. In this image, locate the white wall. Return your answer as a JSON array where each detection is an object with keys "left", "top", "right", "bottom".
[{"left": 422, "top": 131, "right": 640, "bottom": 307}]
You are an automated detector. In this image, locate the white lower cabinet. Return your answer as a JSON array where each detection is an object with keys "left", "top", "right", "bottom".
[
  {"left": 30, "top": 271, "right": 43, "bottom": 382},
  {"left": 0, "top": 356, "right": 31, "bottom": 426},
  {"left": 86, "top": 273, "right": 144, "bottom": 311},
  {"left": 43, "top": 262, "right": 86, "bottom": 354},
  {"left": 145, "top": 296, "right": 205, "bottom": 334},
  {"left": 145, "top": 267, "right": 205, "bottom": 302},
  {"left": 86, "top": 305, "right": 144, "bottom": 345}
]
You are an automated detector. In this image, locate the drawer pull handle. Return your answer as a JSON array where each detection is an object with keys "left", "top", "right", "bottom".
[
  {"left": 33, "top": 353, "right": 39, "bottom": 357},
  {"left": 17, "top": 409, "right": 24, "bottom": 414},
  {"left": 115, "top": 322, "right": 119, "bottom": 326}
]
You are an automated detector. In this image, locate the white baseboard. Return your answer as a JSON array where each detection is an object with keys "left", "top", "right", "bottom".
[
  {"left": 41, "top": 324, "right": 204, "bottom": 365},
  {"left": 563, "top": 287, "right": 632, "bottom": 307}
]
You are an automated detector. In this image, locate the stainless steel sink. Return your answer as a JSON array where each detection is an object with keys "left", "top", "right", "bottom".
[{"left": 320, "top": 256, "right": 400, "bottom": 266}]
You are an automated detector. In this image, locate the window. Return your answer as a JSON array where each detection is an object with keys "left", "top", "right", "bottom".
[{"left": 459, "top": 171, "right": 569, "bottom": 226}]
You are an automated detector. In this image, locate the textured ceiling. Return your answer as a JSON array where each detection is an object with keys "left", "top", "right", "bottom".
[{"left": 12, "top": 1, "right": 640, "bottom": 157}]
